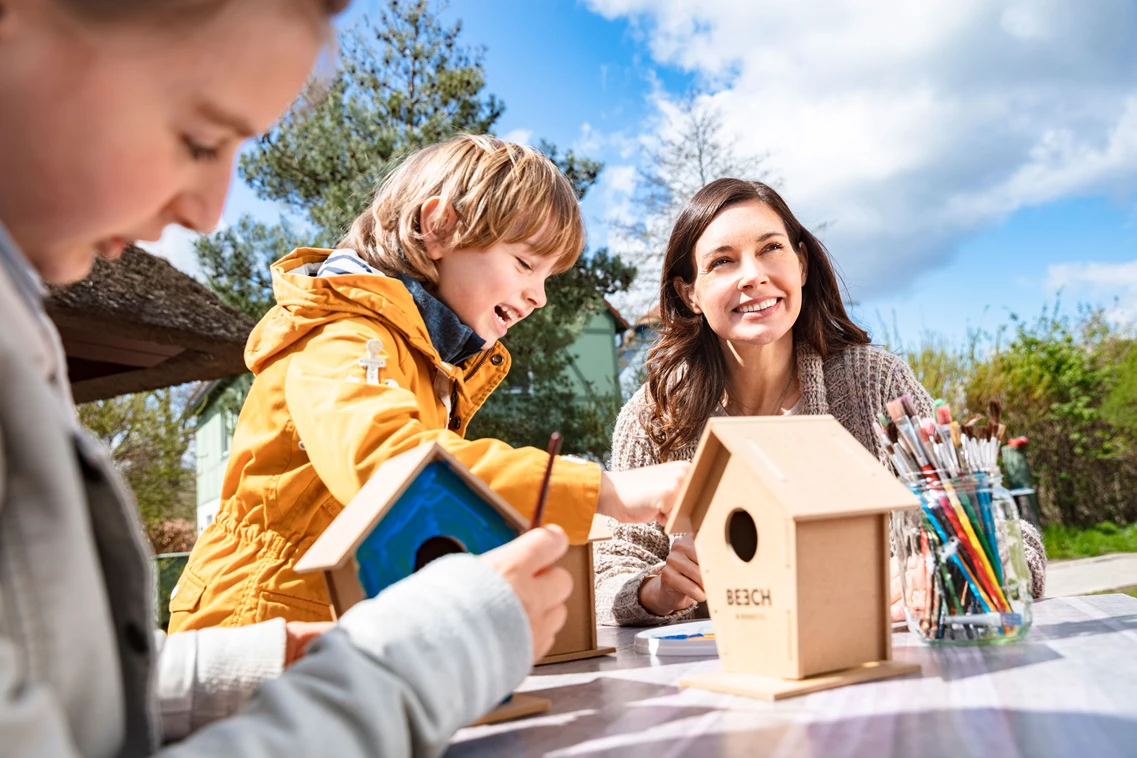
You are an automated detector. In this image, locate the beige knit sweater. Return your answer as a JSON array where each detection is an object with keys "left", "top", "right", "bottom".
[{"left": 596, "top": 342, "right": 1048, "bottom": 627}]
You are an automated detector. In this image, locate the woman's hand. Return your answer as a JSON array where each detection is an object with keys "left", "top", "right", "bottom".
[
  {"left": 890, "top": 554, "right": 928, "bottom": 623},
  {"left": 639, "top": 534, "right": 706, "bottom": 616},
  {"left": 598, "top": 461, "right": 690, "bottom": 525},
  {"left": 284, "top": 622, "right": 335, "bottom": 667},
  {"left": 481, "top": 525, "right": 574, "bottom": 662}
]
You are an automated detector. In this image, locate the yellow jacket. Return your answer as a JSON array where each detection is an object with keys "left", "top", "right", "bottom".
[{"left": 168, "top": 249, "right": 601, "bottom": 632}]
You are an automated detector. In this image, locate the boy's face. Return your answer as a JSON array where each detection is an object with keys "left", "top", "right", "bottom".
[
  {"left": 430, "top": 239, "right": 558, "bottom": 349},
  {"left": 0, "top": 1, "right": 325, "bottom": 284}
]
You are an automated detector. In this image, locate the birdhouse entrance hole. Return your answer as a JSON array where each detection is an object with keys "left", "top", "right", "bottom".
[
  {"left": 414, "top": 536, "right": 467, "bottom": 571},
  {"left": 726, "top": 509, "right": 758, "bottom": 562}
]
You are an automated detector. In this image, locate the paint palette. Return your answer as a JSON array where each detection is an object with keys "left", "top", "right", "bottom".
[{"left": 633, "top": 620, "right": 719, "bottom": 657}]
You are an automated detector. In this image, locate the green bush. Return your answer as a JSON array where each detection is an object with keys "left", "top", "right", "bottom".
[{"left": 888, "top": 304, "right": 1137, "bottom": 528}]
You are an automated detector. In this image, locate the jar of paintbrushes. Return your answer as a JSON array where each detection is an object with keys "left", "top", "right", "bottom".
[{"left": 876, "top": 396, "right": 1033, "bottom": 645}]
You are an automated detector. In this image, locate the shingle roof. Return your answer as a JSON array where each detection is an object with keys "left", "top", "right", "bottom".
[{"left": 45, "top": 245, "right": 255, "bottom": 402}]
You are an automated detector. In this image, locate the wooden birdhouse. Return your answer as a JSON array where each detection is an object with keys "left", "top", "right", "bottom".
[
  {"left": 538, "top": 517, "right": 616, "bottom": 665},
  {"left": 293, "top": 441, "right": 613, "bottom": 720},
  {"left": 668, "top": 416, "right": 923, "bottom": 700}
]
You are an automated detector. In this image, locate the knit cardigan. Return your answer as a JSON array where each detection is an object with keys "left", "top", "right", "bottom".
[{"left": 595, "top": 342, "right": 1048, "bottom": 627}]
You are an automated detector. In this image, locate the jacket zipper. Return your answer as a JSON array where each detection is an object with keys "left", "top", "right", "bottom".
[{"left": 463, "top": 350, "right": 491, "bottom": 381}]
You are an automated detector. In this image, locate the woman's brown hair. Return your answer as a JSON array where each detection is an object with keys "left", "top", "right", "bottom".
[{"left": 644, "top": 178, "right": 870, "bottom": 459}]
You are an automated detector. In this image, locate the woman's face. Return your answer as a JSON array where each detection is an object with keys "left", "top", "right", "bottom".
[
  {"left": 0, "top": 1, "right": 326, "bottom": 284},
  {"left": 678, "top": 199, "right": 807, "bottom": 350}
]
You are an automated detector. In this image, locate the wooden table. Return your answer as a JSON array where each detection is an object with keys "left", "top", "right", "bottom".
[{"left": 448, "top": 594, "right": 1137, "bottom": 757}]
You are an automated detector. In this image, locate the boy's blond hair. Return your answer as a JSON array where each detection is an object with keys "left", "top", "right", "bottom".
[{"left": 341, "top": 134, "right": 585, "bottom": 287}]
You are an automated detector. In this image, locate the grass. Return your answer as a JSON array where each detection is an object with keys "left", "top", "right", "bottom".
[
  {"left": 1091, "top": 585, "right": 1137, "bottom": 599},
  {"left": 1043, "top": 521, "right": 1137, "bottom": 561}
]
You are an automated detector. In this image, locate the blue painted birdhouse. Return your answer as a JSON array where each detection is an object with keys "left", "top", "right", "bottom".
[{"left": 295, "top": 442, "right": 528, "bottom": 614}]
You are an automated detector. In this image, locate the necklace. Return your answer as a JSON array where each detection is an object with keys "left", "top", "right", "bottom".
[{"left": 729, "top": 365, "right": 796, "bottom": 417}]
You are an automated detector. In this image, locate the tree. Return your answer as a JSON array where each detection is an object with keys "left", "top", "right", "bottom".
[
  {"left": 196, "top": 0, "right": 632, "bottom": 459},
  {"left": 195, "top": 216, "right": 308, "bottom": 320},
  {"left": 78, "top": 386, "right": 198, "bottom": 551},
  {"left": 239, "top": 0, "right": 505, "bottom": 240},
  {"left": 610, "top": 93, "right": 769, "bottom": 320}
]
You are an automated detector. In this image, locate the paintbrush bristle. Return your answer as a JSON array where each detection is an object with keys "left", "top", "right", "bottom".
[
  {"left": 935, "top": 405, "right": 952, "bottom": 426},
  {"left": 886, "top": 399, "right": 906, "bottom": 423},
  {"left": 900, "top": 394, "right": 919, "bottom": 419},
  {"left": 988, "top": 399, "right": 1002, "bottom": 427},
  {"left": 887, "top": 420, "right": 900, "bottom": 443}
]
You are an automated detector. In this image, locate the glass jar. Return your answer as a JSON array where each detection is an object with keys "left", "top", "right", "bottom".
[{"left": 892, "top": 470, "right": 1033, "bottom": 645}]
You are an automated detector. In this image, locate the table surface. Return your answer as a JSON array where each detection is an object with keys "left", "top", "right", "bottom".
[{"left": 448, "top": 594, "right": 1137, "bottom": 757}]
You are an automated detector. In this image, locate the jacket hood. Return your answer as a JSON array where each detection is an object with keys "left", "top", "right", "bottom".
[{"left": 245, "top": 248, "right": 436, "bottom": 374}]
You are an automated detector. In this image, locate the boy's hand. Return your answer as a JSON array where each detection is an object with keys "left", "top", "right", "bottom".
[
  {"left": 284, "top": 621, "right": 334, "bottom": 667},
  {"left": 598, "top": 462, "right": 690, "bottom": 525},
  {"left": 481, "top": 525, "right": 573, "bottom": 662},
  {"left": 639, "top": 534, "right": 706, "bottom": 616}
]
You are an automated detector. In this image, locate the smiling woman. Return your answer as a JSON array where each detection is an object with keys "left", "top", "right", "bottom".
[{"left": 594, "top": 178, "right": 1048, "bottom": 626}]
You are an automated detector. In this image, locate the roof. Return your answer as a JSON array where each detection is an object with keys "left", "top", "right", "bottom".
[
  {"left": 603, "top": 299, "right": 631, "bottom": 331},
  {"left": 667, "top": 416, "right": 920, "bottom": 535},
  {"left": 45, "top": 245, "right": 255, "bottom": 402},
  {"left": 296, "top": 442, "right": 530, "bottom": 573}
]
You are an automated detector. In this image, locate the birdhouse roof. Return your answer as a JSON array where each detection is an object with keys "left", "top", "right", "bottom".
[
  {"left": 295, "top": 442, "right": 529, "bottom": 573},
  {"left": 667, "top": 416, "right": 920, "bottom": 535}
]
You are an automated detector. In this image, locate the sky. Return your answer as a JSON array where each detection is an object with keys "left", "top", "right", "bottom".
[{"left": 144, "top": 0, "right": 1137, "bottom": 348}]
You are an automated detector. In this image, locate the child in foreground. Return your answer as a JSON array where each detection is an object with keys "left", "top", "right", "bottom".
[
  {"left": 0, "top": 0, "right": 582, "bottom": 754},
  {"left": 171, "top": 134, "right": 688, "bottom": 633}
]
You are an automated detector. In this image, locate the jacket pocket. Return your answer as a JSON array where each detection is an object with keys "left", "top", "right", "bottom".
[
  {"left": 257, "top": 590, "right": 333, "bottom": 624},
  {"left": 168, "top": 568, "right": 206, "bottom": 614}
]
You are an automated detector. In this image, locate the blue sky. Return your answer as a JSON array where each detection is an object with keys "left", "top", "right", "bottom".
[{"left": 151, "top": 0, "right": 1137, "bottom": 350}]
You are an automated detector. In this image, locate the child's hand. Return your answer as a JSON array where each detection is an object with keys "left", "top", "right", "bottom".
[
  {"left": 639, "top": 534, "right": 705, "bottom": 616},
  {"left": 599, "top": 462, "right": 690, "bottom": 525},
  {"left": 481, "top": 525, "right": 574, "bottom": 662},
  {"left": 284, "top": 621, "right": 335, "bottom": 667}
]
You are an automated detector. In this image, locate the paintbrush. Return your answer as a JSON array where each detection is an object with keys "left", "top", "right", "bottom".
[{"left": 530, "top": 431, "right": 563, "bottom": 530}]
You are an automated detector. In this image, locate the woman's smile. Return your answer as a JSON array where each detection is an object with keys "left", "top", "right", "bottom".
[{"left": 734, "top": 297, "right": 782, "bottom": 319}]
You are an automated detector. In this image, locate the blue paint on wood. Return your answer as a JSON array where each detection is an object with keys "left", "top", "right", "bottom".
[{"left": 354, "top": 460, "right": 522, "bottom": 597}]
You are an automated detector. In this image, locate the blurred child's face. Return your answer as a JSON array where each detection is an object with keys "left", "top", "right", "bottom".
[
  {"left": 429, "top": 238, "right": 558, "bottom": 349},
  {"left": 0, "top": 1, "right": 327, "bottom": 284}
]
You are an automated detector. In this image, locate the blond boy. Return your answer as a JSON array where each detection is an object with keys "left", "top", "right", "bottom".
[{"left": 171, "top": 135, "right": 687, "bottom": 632}]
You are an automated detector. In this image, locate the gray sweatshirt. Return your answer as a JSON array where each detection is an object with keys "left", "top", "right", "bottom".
[{"left": 0, "top": 225, "right": 530, "bottom": 757}]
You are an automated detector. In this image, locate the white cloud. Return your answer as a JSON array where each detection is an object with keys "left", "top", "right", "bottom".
[
  {"left": 573, "top": 122, "right": 640, "bottom": 160},
  {"left": 502, "top": 128, "right": 534, "bottom": 146},
  {"left": 606, "top": 164, "right": 638, "bottom": 198},
  {"left": 584, "top": 0, "right": 1137, "bottom": 300},
  {"left": 593, "top": 164, "right": 638, "bottom": 240},
  {"left": 1046, "top": 260, "right": 1137, "bottom": 323},
  {"left": 136, "top": 224, "right": 209, "bottom": 280}
]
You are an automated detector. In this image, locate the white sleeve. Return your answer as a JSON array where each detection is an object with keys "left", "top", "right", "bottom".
[{"left": 155, "top": 619, "right": 286, "bottom": 742}]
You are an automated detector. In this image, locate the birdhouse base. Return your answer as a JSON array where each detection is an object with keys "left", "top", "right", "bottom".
[
  {"left": 680, "top": 659, "right": 921, "bottom": 701},
  {"left": 536, "top": 645, "right": 617, "bottom": 666},
  {"left": 471, "top": 693, "right": 551, "bottom": 725}
]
